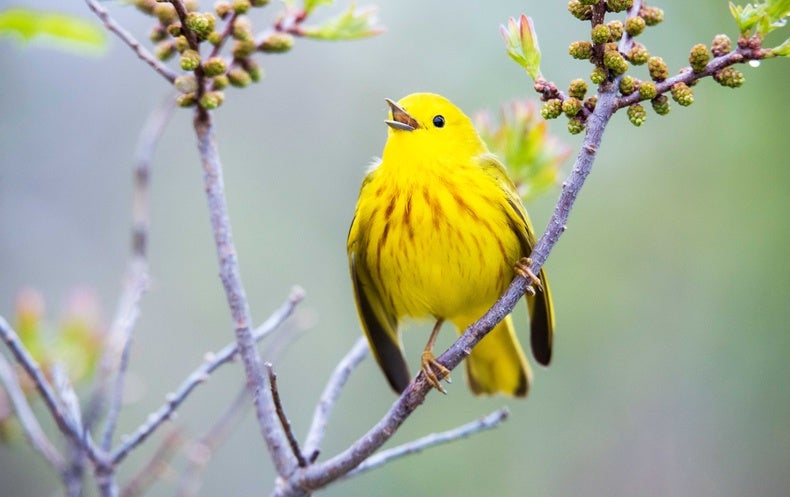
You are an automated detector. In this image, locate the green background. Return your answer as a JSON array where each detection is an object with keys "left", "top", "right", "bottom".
[{"left": 1, "top": 0, "right": 789, "bottom": 495}]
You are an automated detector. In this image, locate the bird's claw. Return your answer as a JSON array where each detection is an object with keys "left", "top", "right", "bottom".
[
  {"left": 421, "top": 350, "right": 451, "bottom": 394},
  {"left": 514, "top": 257, "right": 543, "bottom": 293}
]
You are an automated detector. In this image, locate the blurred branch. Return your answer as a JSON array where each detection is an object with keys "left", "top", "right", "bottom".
[
  {"left": 0, "top": 354, "right": 64, "bottom": 471},
  {"left": 302, "top": 337, "right": 368, "bottom": 461},
  {"left": 266, "top": 363, "right": 307, "bottom": 467},
  {"left": 344, "top": 407, "right": 510, "bottom": 479},
  {"left": 110, "top": 289, "right": 303, "bottom": 465},
  {"left": 121, "top": 430, "right": 184, "bottom": 497},
  {"left": 175, "top": 387, "right": 249, "bottom": 497},
  {"left": 84, "top": 0, "right": 177, "bottom": 83}
]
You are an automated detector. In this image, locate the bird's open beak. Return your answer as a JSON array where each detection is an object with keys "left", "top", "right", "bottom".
[{"left": 384, "top": 98, "right": 419, "bottom": 131}]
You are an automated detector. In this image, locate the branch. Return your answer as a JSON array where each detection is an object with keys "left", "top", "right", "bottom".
[
  {"left": 120, "top": 430, "right": 184, "bottom": 497},
  {"left": 110, "top": 289, "right": 302, "bottom": 465},
  {"left": 266, "top": 363, "right": 307, "bottom": 467},
  {"left": 344, "top": 407, "right": 510, "bottom": 479},
  {"left": 193, "top": 110, "right": 295, "bottom": 476},
  {"left": 84, "top": 0, "right": 177, "bottom": 83},
  {"left": 302, "top": 337, "right": 368, "bottom": 461},
  {"left": 0, "top": 354, "right": 64, "bottom": 471}
]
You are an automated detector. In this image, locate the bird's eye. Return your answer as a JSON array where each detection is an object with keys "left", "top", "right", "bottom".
[{"left": 432, "top": 115, "right": 445, "bottom": 128}]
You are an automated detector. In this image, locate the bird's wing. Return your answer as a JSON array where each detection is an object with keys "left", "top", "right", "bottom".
[
  {"left": 347, "top": 181, "right": 412, "bottom": 393},
  {"left": 476, "top": 153, "right": 555, "bottom": 365}
]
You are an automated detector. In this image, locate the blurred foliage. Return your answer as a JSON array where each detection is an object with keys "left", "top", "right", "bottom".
[
  {"left": 500, "top": 14, "right": 542, "bottom": 81},
  {"left": 729, "top": 0, "right": 790, "bottom": 39},
  {"left": 0, "top": 7, "right": 106, "bottom": 52},
  {"left": 299, "top": 4, "right": 383, "bottom": 40}
]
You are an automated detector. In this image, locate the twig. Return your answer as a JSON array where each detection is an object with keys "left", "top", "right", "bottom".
[
  {"left": 175, "top": 387, "right": 249, "bottom": 497},
  {"left": 0, "top": 354, "right": 64, "bottom": 470},
  {"left": 302, "top": 337, "right": 368, "bottom": 461},
  {"left": 84, "top": 0, "right": 177, "bottom": 83},
  {"left": 266, "top": 363, "right": 307, "bottom": 467},
  {"left": 344, "top": 407, "right": 510, "bottom": 479},
  {"left": 110, "top": 289, "right": 303, "bottom": 465},
  {"left": 193, "top": 110, "right": 295, "bottom": 476},
  {"left": 120, "top": 430, "right": 184, "bottom": 497}
]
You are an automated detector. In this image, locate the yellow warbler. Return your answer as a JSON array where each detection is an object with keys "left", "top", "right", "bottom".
[{"left": 347, "top": 93, "right": 554, "bottom": 397}]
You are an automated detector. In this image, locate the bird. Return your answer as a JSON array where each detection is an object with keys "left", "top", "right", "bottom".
[{"left": 347, "top": 92, "right": 554, "bottom": 397}]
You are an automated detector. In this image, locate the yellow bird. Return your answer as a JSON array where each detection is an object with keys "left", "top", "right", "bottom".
[{"left": 347, "top": 93, "right": 554, "bottom": 396}]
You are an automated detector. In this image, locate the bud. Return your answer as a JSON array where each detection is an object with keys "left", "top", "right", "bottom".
[
  {"left": 228, "top": 67, "right": 252, "bottom": 87},
  {"left": 590, "top": 66, "right": 607, "bottom": 84},
  {"left": 625, "top": 16, "right": 645, "bottom": 36},
  {"left": 153, "top": 3, "right": 177, "bottom": 24},
  {"left": 714, "top": 67, "right": 745, "bottom": 88},
  {"left": 562, "top": 97, "right": 583, "bottom": 117},
  {"left": 155, "top": 41, "right": 176, "bottom": 61},
  {"left": 647, "top": 56, "right": 668, "bottom": 81},
  {"left": 584, "top": 95, "right": 598, "bottom": 112},
  {"left": 567, "top": 117, "right": 586, "bottom": 135},
  {"left": 670, "top": 82, "right": 694, "bottom": 106},
  {"left": 200, "top": 91, "right": 225, "bottom": 110},
  {"left": 233, "top": 0, "right": 251, "bottom": 14},
  {"left": 569, "top": 40, "right": 593, "bottom": 59},
  {"left": 259, "top": 32, "right": 295, "bottom": 53},
  {"left": 233, "top": 16, "right": 253, "bottom": 40},
  {"left": 603, "top": 50, "right": 629, "bottom": 75},
  {"left": 578, "top": 0, "right": 597, "bottom": 5},
  {"left": 232, "top": 39, "right": 256, "bottom": 58},
  {"left": 177, "top": 92, "right": 197, "bottom": 107},
  {"left": 619, "top": 75, "right": 636, "bottom": 95},
  {"left": 185, "top": 12, "right": 216, "bottom": 40},
  {"left": 540, "top": 99, "right": 563, "bottom": 119},
  {"left": 166, "top": 23, "right": 183, "bottom": 37},
  {"left": 627, "top": 103, "right": 646, "bottom": 126},
  {"left": 689, "top": 43, "right": 711, "bottom": 73},
  {"left": 627, "top": 42, "right": 649, "bottom": 64},
  {"left": 567, "top": 0, "right": 593, "bottom": 21},
  {"left": 638, "top": 81, "right": 657, "bottom": 100},
  {"left": 606, "top": 0, "right": 633, "bottom": 12},
  {"left": 215, "top": 1, "right": 232, "bottom": 19},
  {"left": 244, "top": 60, "right": 263, "bottom": 82},
  {"left": 203, "top": 57, "right": 227, "bottom": 77},
  {"left": 591, "top": 24, "right": 610, "bottom": 44},
  {"left": 568, "top": 78, "right": 588, "bottom": 99},
  {"left": 174, "top": 74, "right": 198, "bottom": 93},
  {"left": 149, "top": 25, "right": 167, "bottom": 43},
  {"left": 250, "top": 0, "right": 269, "bottom": 5},
  {"left": 212, "top": 74, "right": 229, "bottom": 89},
  {"left": 208, "top": 31, "right": 223, "bottom": 45},
  {"left": 651, "top": 94, "right": 670, "bottom": 115},
  {"left": 174, "top": 35, "right": 190, "bottom": 53},
  {"left": 133, "top": 0, "right": 157, "bottom": 15},
  {"left": 711, "top": 34, "right": 731, "bottom": 56},
  {"left": 639, "top": 6, "right": 664, "bottom": 26},
  {"left": 607, "top": 20, "right": 624, "bottom": 41},
  {"left": 180, "top": 49, "right": 201, "bottom": 71}
]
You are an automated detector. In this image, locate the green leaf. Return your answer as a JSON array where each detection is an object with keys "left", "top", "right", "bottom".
[
  {"left": 729, "top": 1, "right": 790, "bottom": 37},
  {"left": 0, "top": 8, "right": 106, "bottom": 53},
  {"left": 300, "top": 4, "right": 384, "bottom": 40},
  {"left": 500, "top": 15, "right": 542, "bottom": 81},
  {"left": 771, "top": 36, "right": 790, "bottom": 55},
  {"left": 304, "top": 0, "right": 333, "bottom": 15}
]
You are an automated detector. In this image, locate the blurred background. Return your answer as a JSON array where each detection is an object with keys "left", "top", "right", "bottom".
[{"left": 2, "top": 0, "right": 789, "bottom": 495}]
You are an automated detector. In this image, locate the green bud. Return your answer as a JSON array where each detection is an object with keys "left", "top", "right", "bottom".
[
  {"left": 625, "top": 16, "right": 645, "bottom": 36},
  {"left": 627, "top": 103, "right": 646, "bottom": 126},
  {"left": 227, "top": 67, "right": 252, "bottom": 87},
  {"left": 233, "top": 16, "right": 253, "bottom": 40},
  {"left": 180, "top": 49, "right": 201, "bottom": 71},
  {"left": 568, "top": 78, "right": 588, "bottom": 99},
  {"left": 200, "top": 91, "right": 225, "bottom": 110},
  {"left": 232, "top": 39, "right": 256, "bottom": 58},
  {"left": 584, "top": 95, "right": 598, "bottom": 112},
  {"left": 153, "top": 3, "right": 177, "bottom": 24},
  {"left": 185, "top": 0, "right": 200, "bottom": 11},
  {"left": 562, "top": 97, "right": 583, "bottom": 117},
  {"left": 203, "top": 57, "right": 227, "bottom": 77},
  {"left": 647, "top": 56, "right": 668, "bottom": 81},
  {"left": 619, "top": 75, "right": 636, "bottom": 95},
  {"left": 208, "top": 31, "right": 223, "bottom": 45},
  {"left": 689, "top": 43, "right": 711, "bottom": 73},
  {"left": 245, "top": 60, "right": 263, "bottom": 82},
  {"left": 215, "top": 1, "right": 232, "bottom": 19},
  {"left": 259, "top": 32, "right": 295, "bottom": 53},
  {"left": 606, "top": 0, "right": 633, "bottom": 12},
  {"left": 590, "top": 66, "right": 607, "bottom": 84},
  {"left": 567, "top": 117, "right": 586, "bottom": 135},
  {"left": 174, "top": 35, "right": 190, "bottom": 53},
  {"left": 651, "top": 94, "right": 670, "bottom": 115},
  {"left": 166, "top": 23, "right": 183, "bottom": 37},
  {"left": 608, "top": 20, "right": 624, "bottom": 41},
  {"left": 711, "top": 34, "right": 731, "bottom": 57},
  {"left": 133, "top": 0, "right": 157, "bottom": 15},
  {"left": 638, "top": 81, "right": 657, "bottom": 100},
  {"left": 639, "top": 6, "right": 664, "bottom": 26},
  {"left": 541, "top": 99, "right": 563, "bottom": 119},
  {"left": 627, "top": 42, "right": 649, "bottom": 64},
  {"left": 569, "top": 40, "right": 593, "bottom": 59},
  {"left": 176, "top": 92, "right": 196, "bottom": 107},
  {"left": 155, "top": 41, "right": 176, "bottom": 61},
  {"left": 578, "top": 0, "right": 597, "bottom": 5},
  {"left": 212, "top": 74, "right": 229, "bottom": 89},
  {"left": 149, "top": 26, "right": 167, "bottom": 43},
  {"left": 233, "top": 0, "right": 251, "bottom": 14},
  {"left": 670, "top": 82, "right": 694, "bottom": 106},
  {"left": 591, "top": 24, "right": 610, "bottom": 44},
  {"left": 174, "top": 74, "right": 198, "bottom": 93},
  {"left": 714, "top": 67, "right": 745, "bottom": 88},
  {"left": 185, "top": 12, "right": 216, "bottom": 40},
  {"left": 567, "top": 0, "right": 593, "bottom": 21},
  {"left": 603, "top": 50, "right": 629, "bottom": 75}
]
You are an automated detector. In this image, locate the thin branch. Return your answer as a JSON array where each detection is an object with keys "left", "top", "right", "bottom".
[
  {"left": 175, "top": 387, "right": 249, "bottom": 497},
  {"left": 266, "top": 363, "right": 307, "bottom": 467},
  {"left": 302, "top": 337, "right": 368, "bottom": 461},
  {"left": 344, "top": 407, "right": 510, "bottom": 479},
  {"left": 0, "top": 354, "right": 64, "bottom": 470},
  {"left": 110, "top": 289, "right": 303, "bottom": 465},
  {"left": 193, "top": 111, "right": 295, "bottom": 476},
  {"left": 84, "top": 0, "right": 177, "bottom": 83},
  {"left": 120, "top": 430, "right": 184, "bottom": 497}
]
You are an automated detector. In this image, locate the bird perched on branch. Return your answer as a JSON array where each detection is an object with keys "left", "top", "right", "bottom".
[{"left": 347, "top": 93, "right": 554, "bottom": 396}]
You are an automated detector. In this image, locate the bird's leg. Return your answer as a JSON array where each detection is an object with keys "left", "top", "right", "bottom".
[
  {"left": 421, "top": 319, "right": 451, "bottom": 394},
  {"left": 514, "top": 257, "right": 543, "bottom": 295}
]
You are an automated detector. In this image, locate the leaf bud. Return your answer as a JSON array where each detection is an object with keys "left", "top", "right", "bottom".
[
  {"left": 651, "top": 94, "right": 670, "bottom": 115},
  {"left": 200, "top": 91, "right": 225, "bottom": 110},
  {"left": 567, "top": 117, "right": 586, "bottom": 135},
  {"left": 569, "top": 40, "right": 593, "bottom": 59},
  {"left": 203, "top": 57, "right": 227, "bottom": 77},
  {"left": 670, "top": 82, "right": 694, "bottom": 106},
  {"left": 590, "top": 66, "right": 607, "bottom": 84},
  {"left": 591, "top": 24, "right": 611, "bottom": 44},
  {"left": 568, "top": 1, "right": 593, "bottom": 21},
  {"left": 639, "top": 6, "right": 664, "bottom": 26},
  {"left": 625, "top": 16, "right": 645, "bottom": 36},
  {"left": 711, "top": 34, "right": 732, "bottom": 56},
  {"left": 638, "top": 81, "right": 657, "bottom": 100},
  {"left": 259, "top": 32, "right": 295, "bottom": 53},
  {"left": 568, "top": 78, "right": 588, "bottom": 99},
  {"left": 606, "top": 0, "right": 633, "bottom": 12},
  {"left": 179, "top": 49, "right": 201, "bottom": 71},
  {"left": 562, "top": 97, "right": 583, "bottom": 117},
  {"left": 647, "top": 56, "right": 668, "bottom": 81},
  {"left": 689, "top": 43, "right": 711, "bottom": 73},
  {"left": 540, "top": 99, "right": 563, "bottom": 119},
  {"left": 714, "top": 67, "right": 745, "bottom": 88},
  {"left": 603, "top": 50, "right": 629, "bottom": 75},
  {"left": 627, "top": 42, "right": 649, "bottom": 64},
  {"left": 627, "top": 103, "right": 646, "bottom": 126}
]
